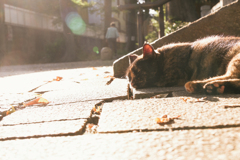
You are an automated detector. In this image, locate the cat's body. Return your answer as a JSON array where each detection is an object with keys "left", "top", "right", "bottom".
[{"left": 126, "top": 36, "right": 240, "bottom": 94}]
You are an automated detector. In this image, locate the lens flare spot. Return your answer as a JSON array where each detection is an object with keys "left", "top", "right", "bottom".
[
  {"left": 93, "top": 46, "right": 99, "bottom": 54},
  {"left": 65, "top": 12, "right": 86, "bottom": 35}
]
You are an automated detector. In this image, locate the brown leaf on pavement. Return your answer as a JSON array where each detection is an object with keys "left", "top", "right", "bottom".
[
  {"left": 92, "top": 67, "right": 97, "bottom": 70},
  {"left": 106, "top": 77, "right": 115, "bottom": 85},
  {"left": 6, "top": 106, "right": 16, "bottom": 115},
  {"left": 54, "top": 76, "right": 63, "bottom": 81},
  {"left": 92, "top": 105, "right": 101, "bottom": 114},
  {"left": 180, "top": 97, "right": 190, "bottom": 102},
  {"left": 104, "top": 75, "right": 113, "bottom": 78},
  {"left": 24, "top": 97, "right": 49, "bottom": 106},
  {"left": 180, "top": 97, "right": 207, "bottom": 103},
  {"left": 155, "top": 115, "right": 181, "bottom": 124}
]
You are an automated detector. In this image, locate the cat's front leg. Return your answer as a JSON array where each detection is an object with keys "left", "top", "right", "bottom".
[
  {"left": 154, "top": 80, "right": 168, "bottom": 87},
  {"left": 184, "top": 81, "right": 205, "bottom": 93}
]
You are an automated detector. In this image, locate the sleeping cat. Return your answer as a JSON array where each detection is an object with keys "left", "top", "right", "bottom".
[{"left": 126, "top": 36, "right": 240, "bottom": 94}]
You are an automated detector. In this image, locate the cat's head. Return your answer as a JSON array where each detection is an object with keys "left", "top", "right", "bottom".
[{"left": 126, "top": 43, "right": 160, "bottom": 89}]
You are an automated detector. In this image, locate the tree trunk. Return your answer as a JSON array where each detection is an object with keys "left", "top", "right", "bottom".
[
  {"left": 159, "top": 6, "right": 165, "bottom": 37},
  {"left": 61, "top": 24, "right": 77, "bottom": 62},
  {"left": 104, "top": 0, "right": 112, "bottom": 35},
  {"left": 0, "top": 0, "right": 6, "bottom": 61},
  {"left": 125, "top": 1, "right": 137, "bottom": 52},
  {"left": 166, "top": 0, "right": 198, "bottom": 22}
]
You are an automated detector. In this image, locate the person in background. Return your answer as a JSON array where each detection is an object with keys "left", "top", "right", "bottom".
[{"left": 105, "top": 22, "right": 119, "bottom": 58}]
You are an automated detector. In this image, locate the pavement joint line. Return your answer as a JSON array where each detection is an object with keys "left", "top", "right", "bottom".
[
  {"left": 2, "top": 123, "right": 240, "bottom": 141},
  {"left": 39, "top": 96, "right": 128, "bottom": 106},
  {"left": 28, "top": 81, "right": 52, "bottom": 92},
  {"left": 1, "top": 117, "right": 89, "bottom": 127},
  {"left": 98, "top": 124, "right": 240, "bottom": 134},
  {"left": 0, "top": 130, "right": 84, "bottom": 141},
  {"left": 1, "top": 100, "right": 102, "bottom": 139}
]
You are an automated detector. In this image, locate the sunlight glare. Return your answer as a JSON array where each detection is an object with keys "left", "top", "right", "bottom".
[{"left": 65, "top": 12, "right": 86, "bottom": 35}]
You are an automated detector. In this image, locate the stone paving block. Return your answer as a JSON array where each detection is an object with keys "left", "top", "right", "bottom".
[
  {"left": 42, "top": 78, "right": 128, "bottom": 104},
  {"left": 0, "top": 93, "right": 36, "bottom": 106},
  {"left": 0, "top": 66, "right": 113, "bottom": 93},
  {"left": 0, "top": 73, "right": 56, "bottom": 93},
  {"left": 98, "top": 96, "right": 240, "bottom": 133},
  {"left": 0, "top": 93, "right": 37, "bottom": 114},
  {"left": 1, "top": 128, "right": 240, "bottom": 159},
  {"left": 0, "top": 61, "right": 114, "bottom": 77},
  {"left": 31, "top": 81, "right": 82, "bottom": 92},
  {"left": 0, "top": 119, "right": 86, "bottom": 140},
  {"left": 0, "top": 101, "right": 99, "bottom": 126}
]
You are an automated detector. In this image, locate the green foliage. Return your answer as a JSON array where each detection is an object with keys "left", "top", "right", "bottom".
[
  {"left": 145, "top": 7, "right": 190, "bottom": 43},
  {"left": 145, "top": 30, "right": 158, "bottom": 43},
  {"left": 145, "top": 18, "right": 159, "bottom": 43},
  {"left": 145, "top": 18, "right": 190, "bottom": 43},
  {"left": 165, "top": 20, "right": 190, "bottom": 35},
  {"left": 71, "top": 0, "right": 96, "bottom": 8},
  {"left": 194, "top": 0, "right": 219, "bottom": 3}
]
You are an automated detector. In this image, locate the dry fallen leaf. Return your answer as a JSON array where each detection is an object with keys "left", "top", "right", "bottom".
[
  {"left": 6, "top": 106, "right": 16, "bottom": 115},
  {"left": 52, "top": 76, "right": 63, "bottom": 81},
  {"left": 180, "top": 97, "right": 207, "bottom": 103},
  {"left": 104, "top": 75, "right": 113, "bottom": 78},
  {"left": 55, "top": 76, "right": 63, "bottom": 81},
  {"left": 93, "top": 105, "right": 101, "bottom": 114},
  {"left": 87, "top": 123, "right": 94, "bottom": 129},
  {"left": 180, "top": 97, "right": 190, "bottom": 102},
  {"left": 106, "top": 77, "right": 115, "bottom": 85},
  {"left": 24, "top": 97, "right": 49, "bottom": 106},
  {"left": 92, "top": 67, "right": 97, "bottom": 70},
  {"left": 86, "top": 123, "right": 98, "bottom": 133},
  {"left": 104, "top": 71, "right": 110, "bottom": 74},
  {"left": 155, "top": 115, "right": 181, "bottom": 124}
]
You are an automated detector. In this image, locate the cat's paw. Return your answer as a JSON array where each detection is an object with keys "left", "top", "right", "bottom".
[
  {"left": 184, "top": 81, "right": 203, "bottom": 93},
  {"left": 203, "top": 82, "right": 225, "bottom": 94}
]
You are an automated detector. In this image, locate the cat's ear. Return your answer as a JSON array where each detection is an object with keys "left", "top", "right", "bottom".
[
  {"left": 143, "top": 43, "right": 156, "bottom": 58},
  {"left": 129, "top": 54, "right": 138, "bottom": 64}
]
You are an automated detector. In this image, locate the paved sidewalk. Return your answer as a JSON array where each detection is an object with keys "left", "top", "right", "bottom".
[{"left": 1, "top": 61, "right": 240, "bottom": 159}]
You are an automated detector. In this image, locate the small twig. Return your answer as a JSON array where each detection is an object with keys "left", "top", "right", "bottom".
[{"left": 219, "top": 104, "right": 240, "bottom": 108}]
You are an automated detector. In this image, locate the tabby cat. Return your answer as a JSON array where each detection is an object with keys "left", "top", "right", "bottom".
[{"left": 126, "top": 36, "right": 240, "bottom": 94}]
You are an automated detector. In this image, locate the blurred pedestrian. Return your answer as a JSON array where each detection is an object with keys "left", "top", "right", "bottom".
[{"left": 105, "top": 22, "right": 119, "bottom": 57}]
